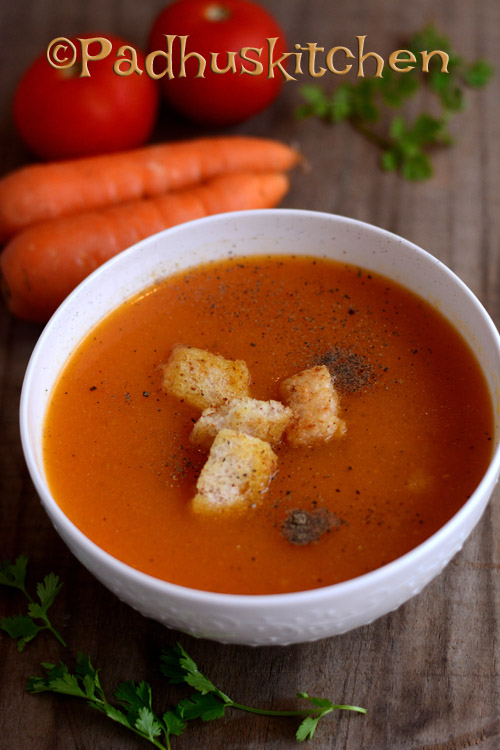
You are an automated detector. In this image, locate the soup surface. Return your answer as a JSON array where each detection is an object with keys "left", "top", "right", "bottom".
[{"left": 43, "top": 255, "right": 494, "bottom": 594}]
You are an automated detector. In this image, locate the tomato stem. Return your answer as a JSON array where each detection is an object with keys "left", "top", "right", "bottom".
[{"left": 204, "top": 3, "right": 231, "bottom": 22}]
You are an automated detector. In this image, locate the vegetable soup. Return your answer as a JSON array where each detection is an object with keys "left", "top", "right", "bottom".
[{"left": 43, "top": 255, "right": 494, "bottom": 595}]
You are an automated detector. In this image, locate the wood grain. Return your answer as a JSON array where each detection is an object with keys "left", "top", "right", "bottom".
[{"left": 1, "top": 1, "right": 499, "bottom": 748}]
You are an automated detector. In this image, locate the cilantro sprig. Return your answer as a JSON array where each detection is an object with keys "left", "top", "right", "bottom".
[
  {"left": 296, "top": 24, "right": 493, "bottom": 180},
  {"left": 0, "top": 554, "right": 66, "bottom": 650},
  {"left": 2, "top": 557, "right": 366, "bottom": 746},
  {"left": 160, "top": 642, "right": 366, "bottom": 742},
  {"left": 26, "top": 643, "right": 365, "bottom": 748},
  {"left": 28, "top": 656, "right": 173, "bottom": 750}
]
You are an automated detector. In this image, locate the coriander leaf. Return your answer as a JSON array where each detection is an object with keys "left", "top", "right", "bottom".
[
  {"left": 27, "top": 661, "right": 88, "bottom": 698},
  {"left": 381, "top": 149, "right": 399, "bottom": 172},
  {"left": 379, "top": 71, "right": 419, "bottom": 107},
  {"left": 160, "top": 643, "right": 189, "bottom": 684},
  {"left": 437, "top": 83, "right": 464, "bottom": 111},
  {"left": 161, "top": 642, "right": 230, "bottom": 703},
  {"left": 100, "top": 703, "right": 132, "bottom": 729},
  {"left": 408, "top": 24, "right": 452, "bottom": 57},
  {"left": 389, "top": 115, "right": 406, "bottom": 140},
  {"left": 115, "top": 680, "right": 153, "bottom": 714},
  {"left": 296, "top": 715, "right": 321, "bottom": 741},
  {"left": 36, "top": 573, "right": 63, "bottom": 612},
  {"left": 401, "top": 152, "right": 433, "bottom": 181},
  {"left": 1, "top": 614, "right": 41, "bottom": 650},
  {"left": 329, "top": 85, "right": 353, "bottom": 121},
  {"left": 351, "top": 79, "right": 379, "bottom": 122},
  {"left": 74, "top": 653, "right": 104, "bottom": 701},
  {"left": 163, "top": 710, "right": 187, "bottom": 737},
  {"left": 295, "top": 85, "right": 332, "bottom": 120},
  {"left": 463, "top": 59, "right": 494, "bottom": 87},
  {"left": 296, "top": 692, "right": 334, "bottom": 709},
  {"left": 0, "top": 557, "right": 66, "bottom": 648},
  {"left": 0, "top": 555, "right": 30, "bottom": 595},
  {"left": 177, "top": 693, "right": 227, "bottom": 722},
  {"left": 411, "top": 113, "right": 444, "bottom": 145},
  {"left": 296, "top": 23, "right": 493, "bottom": 181},
  {"left": 135, "top": 707, "right": 163, "bottom": 740},
  {"left": 183, "top": 671, "right": 221, "bottom": 696}
]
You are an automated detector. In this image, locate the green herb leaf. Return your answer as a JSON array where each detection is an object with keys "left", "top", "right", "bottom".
[
  {"left": 1, "top": 614, "right": 41, "bottom": 651},
  {"left": 160, "top": 642, "right": 230, "bottom": 703},
  {"left": 18, "top": 620, "right": 366, "bottom": 747},
  {"left": 329, "top": 84, "right": 353, "bottom": 121},
  {"left": 135, "top": 707, "right": 164, "bottom": 740},
  {"left": 296, "top": 692, "right": 334, "bottom": 709},
  {"left": 0, "top": 557, "right": 66, "bottom": 648},
  {"left": 296, "top": 715, "right": 321, "bottom": 741},
  {"left": 178, "top": 693, "right": 227, "bottom": 722},
  {"left": 115, "top": 680, "right": 153, "bottom": 714},
  {"left": 36, "top": 573, "right": 63, "bottom": 612},
  {"left": 163, "top": 710, "right": 187, "bottom": 737},
  {"left": 463, "top": 59, "right": 494, "bottom": 87},
  {"left": 0, "top": 555, "right": 30, "bottom": 594},
  {"left": 296, "top": 23, "right": 493, "bottom": 180}
]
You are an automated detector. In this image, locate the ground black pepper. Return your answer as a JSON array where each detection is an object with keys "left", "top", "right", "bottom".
[
  {"left": 318, "top": 346, "right": 377, "bottom": 393},
  {"left": 281, "top": 508, "right": 342, "bottom": 545}
]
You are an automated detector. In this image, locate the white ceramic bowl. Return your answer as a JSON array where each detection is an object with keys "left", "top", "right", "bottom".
[{"left": 20, "top": 209, "right": 500, "bottom": 646}]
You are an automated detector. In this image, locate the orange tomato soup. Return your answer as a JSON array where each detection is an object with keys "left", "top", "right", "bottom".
[{"left": 43, "top": 256, "right": 494, "bottom": 594}]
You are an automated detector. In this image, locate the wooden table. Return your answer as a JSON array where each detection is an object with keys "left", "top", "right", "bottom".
[{"left": 1, "top": 1, "right": 499, "bottom": 747}]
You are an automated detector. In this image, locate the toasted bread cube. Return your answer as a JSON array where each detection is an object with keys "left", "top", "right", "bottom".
[
  {"left": 192, "top": 428, "right": 277, "bottom": 513},
  {"left": 161, "top": 346, "right": 250, "bottom": 410},
  {"left": 190, "top": 397, "right": 293, "bottom": 449},
  {"left": 279, "top": 365, "right": 346, "bottom": 446}
]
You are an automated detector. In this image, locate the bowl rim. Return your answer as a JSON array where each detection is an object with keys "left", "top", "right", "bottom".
[{"left": 20, "top": 207, "right": 500, "bottom": 606}]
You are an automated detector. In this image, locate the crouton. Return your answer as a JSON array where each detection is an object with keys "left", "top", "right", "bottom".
[
  {"left": 190, "top": 397, "right": 293, "bottom": 449},
  {"left": 161, "top": 346, "right": 250, "bottom": 410},
  {"left": 192, "top": 428, "right": 278, "bottom": 513},
  {"left": 279, "top": 365, "right": 346, "bottom": 446}
]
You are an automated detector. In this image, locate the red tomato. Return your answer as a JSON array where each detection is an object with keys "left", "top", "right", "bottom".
[
  {"left": 149, "top": 0, "right": 288, "bottom": 126},
  {"left": 13, "top": 34, "right": 160, "bottom": 160}
]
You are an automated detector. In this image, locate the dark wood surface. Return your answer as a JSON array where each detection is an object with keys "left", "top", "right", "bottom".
[{"left": 1, "top": 1, "right": 499, "bottom": 748}]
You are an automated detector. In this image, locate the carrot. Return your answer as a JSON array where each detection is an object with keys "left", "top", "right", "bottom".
[
  {"left": 0, "top": 136, "right": 299, "bottom": 242},
  {"left": 0, "top": 170, "right": 289, "bottom": 322}
]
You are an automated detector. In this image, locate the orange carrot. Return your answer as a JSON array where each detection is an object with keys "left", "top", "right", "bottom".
[
  {"left": 0, "top": 136, "right": 299, "bottom": 242},
  {"left": 0, "top": 171, "right": 289, "bottom": 322}
]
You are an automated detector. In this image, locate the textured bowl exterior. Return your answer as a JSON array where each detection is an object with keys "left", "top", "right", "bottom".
[{"left": 20, "top": 209, "right": 500, "bottom": 645}]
